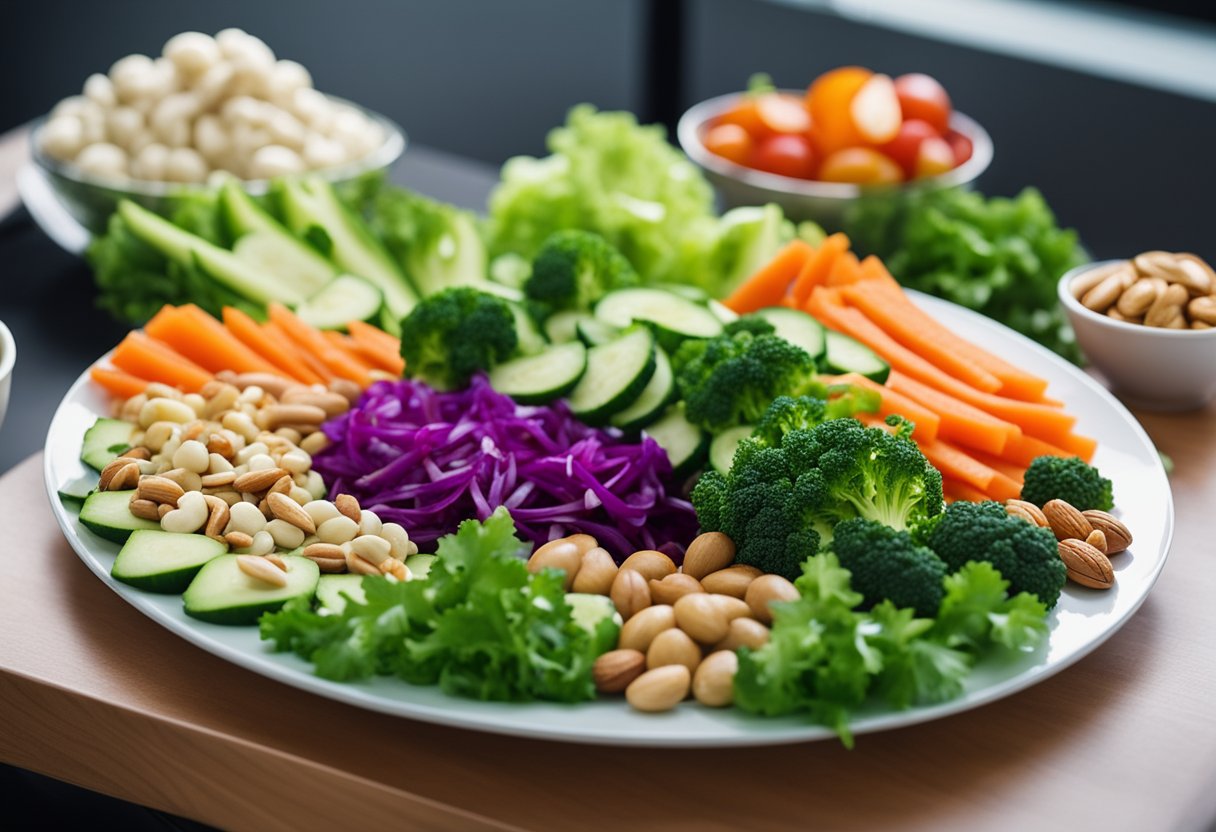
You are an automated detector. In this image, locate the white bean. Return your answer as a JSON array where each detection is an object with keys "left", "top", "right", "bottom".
[
  {"left": 247, "top": 530, "right": 275, "bottom": 556},
  {"left": 165, "top": 147, "right": 208, "bottom": 182},
  {"left": 246, "top": 453, "right": 276, "bottom": 472},
  {"left": 105, "top": 107, "right": 145, "bottom": 148},
  {"left": 109, "top": 54, "right": 157, "bottom": 102},
  {"left": 83, "top": 73, "right": 117, "bottom": 108},
  {"left": 380, "top": 522, "right": 417, "bottom": 559},
  {"left": 349, "top": 534, "right": 392, "bottom": 566},
  {"left": 358, "top": 509, "right": 382, "bottom": 537},
  {"left": 131, "top": 142, "right": 169, "bottom": 180},
  {"left": 172, "top": 439, "right": 210, "bottom": 474},
  {"left": 280, "top": 449, "right": 311, "bottom": 474},
  {"left": 266, "top": 108, "right": 305, "bottom": 150},
  {"left": 223, "top": 412, "right": 259, "bottom": 443},
  {"left": 192, "top": 62, "right": 235, "bottom": 109},
  {"left": 288, "top": 486, "right": 313, "bottom": 506},
  {"left": 151, "top": 92, "right": 200, "bottom": 135},
  {"left": 143, "top": 421, "right": 179, "bottom": 453},
  {"left": 303, "top": 500, "right": 341, "bottom": 527},
  {"left": 302, "top": 133, "right": 346, "bottom": 169},
  {"left": 317, "top": 515, "right": 359, "bottom": 545},
  {"left": 193, "top": 114, "right": 230, "bottom": 162},
  {"left": 139, "top": 397, "right": 195, "bottom": 428},
  {"left": 75, "top": 143, "right": 127, "bottom": 178},
  {"left": 163, "top": 31, "right": 220, "bottom": 77},
  {"left": 209, "top": 453, "right": 235, "bottom": 474},
  {"left": 265, "top": 519, "right": 305, "bottom": 550},
  {"left": 38, "top": 117, "right": 85, "bottom": 160},
  {"left": 290, "top": 87, "right": 333, "bottom": 130},
  {"left": 182, "top": 393, "right": 207, "bottom": 416},
  {"left": 52, "top": 96, "right": 89, "bottom": 120},
  {"left": 226, "top": 501, "right": 267, "bottom": 536},
  {"left": 248, "top": 145, "right": 303, "bottom": 179},
  {"left": 161, "top": 491, "right": 209, "bottom": 534},
  {"left": 266, "top": 60, "right": 312, "bottom": 103},
  {"left": 305, "top": 470, "right": 326, "bottom": 500}
]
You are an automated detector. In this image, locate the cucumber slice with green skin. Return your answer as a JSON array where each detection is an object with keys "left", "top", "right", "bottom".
[
  {"left": 644, "top": 405, "right": 710, "bottom": 479},
  {"left": 565, "top": 593, "right": 622, "bottom": 652},
  {"left": 294, "top": 275, "right": 384, "bottom": 331},
  {"left": 489, "top": 342, "right": 587, "bottom": 405},
  {"left": 405, "top": 553, "right": 436, "bottom": 578},
  {"left": 111, "top": 529, "right": 227, "bottom": 593},
  {"left": 755, "top": 306, "right": 827, "bottom": 359},
  {"left": 118, "top": 200, "right": 307, "bottom": 305},
  {"left": 611, "top": 348, "right": 675, "bottom": 432},
  {"left": 566, "top": 327, "right": 656, "bottom": 425},
  {"left": 822, "top": 331, "right": 890, "bottom": 383},
  {"left": 594, "top": 288, "right": 724, "bottom": 350},
  {"left": 575, "top": 317, "right": 620, "bottom": 347},
  {"left": 276, "top": 177, "right": 417, "bottom": 333},
  {"left": 58, "top": 475, "right": 97, "bottom": 509},
  {"left": 508, "top": 302, "right": 548, "bottom": 356},
  {"left": 79, "top": 490, "right": 161, "bottom": 543},
  {"left": 710, "top": 425, "right": 755, "bottom": 475},
  {"left": 543, "top": 310, "right": 590, "bottom": 344},
  {"left": 81, "top": 417, "right": 136, "bottom": 471},
  {"left": 708, "top": 300, "right": 739, "bottom": 325},
  {"left": 183, "top": 554, "right": 320, "bottom": 626},
  {"left": 220, "top": 180, "right": 335, "bottom": 296},
  {"left": 316, "top": 573, "right": 370, "bottom": 614},
  {"left": 651, "top": 283, "right": 709, "bottom": 303}
]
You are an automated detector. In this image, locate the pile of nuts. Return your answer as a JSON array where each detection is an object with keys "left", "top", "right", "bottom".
[
  {"left": 1072, "top": 251, "right": 1216, "bottom": 330},
  {"left": 1005, "top": 498, "right": 1133, "bottom": 590},
  {"left": 527, "top": 531, "right": 800, "bottom": 713},
  {"left": 101, "top": 373, "right": 418, "bottom": 587}
]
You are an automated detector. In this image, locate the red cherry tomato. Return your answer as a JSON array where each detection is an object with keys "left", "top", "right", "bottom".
[
  {"left": 703, "top": 123, "right": 754, "bottom": 166},
  {"left": 878, "top": 119, "right": 940, "bottom": 177},
  {"left": 914, "top": 136, "right": 956, "bottom": 179},
  {"left": 818, "top": 147, "right": 904, "bottom": 185},
  {"left": 750, "top": 134, "right": 817, "bottom": 179},
  {"left": 894, "top": 73, "right": 952, "bottom": 134},
  {"left": 945, "top": 129, "right": 973, "bottom": 166}
]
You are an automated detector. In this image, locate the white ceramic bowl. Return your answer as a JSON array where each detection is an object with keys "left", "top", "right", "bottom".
[
  {"left": 677, "top": 90, "right": 993, "bottom": 227},
  {"left": 1059, "top": 261, "right": 1216, "bottom": 411},
  {"left": 0, "top": 320, "right": 14, "bottom": 431}
]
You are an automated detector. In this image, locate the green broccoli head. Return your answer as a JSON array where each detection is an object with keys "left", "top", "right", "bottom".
[
  {"left": 524, "top": 230, "right": 639, "bottom": 317},
  {"left": 921, "top": 500, "right": 1067, "bottom": 608},
  {"left": 723, "top": 314, "right": 776, "bottom": 338},
  {"left": 753, "top": 396, "right": 829, "bottom": 447},
  {"left": 399, "top": 288, "right": 518, "bottom": 391},
  {"left": 673, "top": 331, "right": 818, "bottom": 433},
  {"left": 1020, "top": 455, "right": 1114, "bottom": 511},
  {"left": 826, "top": 518, "right": 947, "bottom": 617}
]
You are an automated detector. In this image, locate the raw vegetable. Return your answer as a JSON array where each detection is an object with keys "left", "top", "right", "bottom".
[
  {"left": 268, "top": 303, "right": 371, "bottom": 386},
  {"left": 1020, "top": 456, "right": 1114, "bottom": 512},
  {"left": 293, "top": 276, "right": 384, "bottom": 331},
  {"left": 111, "top": 331, "right": 214, "bottom": 392},
  {"left": 825, "top": 517, "right": 947, "bottom": 617},
  {"left": 398, "top": 288, "right": 519, "bottom": 391},
  {"left": 183, "top": 554, "right": 320, "bottom": 626},
  {"left": 222, "top": 306, "right": 324, "bottom": 384},
  {"left": 260, "top": 507, "right": 616, "bottom": 702},
  {"left": 89, "top": 367, "right": 151, "bottom": 400},
  {"left": 310, "top": 376, "right": 698, "bottom": 557},
  {"left": 80, "top": 418, "right": 135, "bottom": 471},
  {"left": 565, "top": 326, "right": 657, "bottom": 424},
  {"left": 145, "top": 304, "right": 283, "bottom": 376},
  {"left": 488, "top": 341, "right": 587, "bottom": 405},
  {"left": 524, "top": 230, "right": 639, "bottom": 319}
]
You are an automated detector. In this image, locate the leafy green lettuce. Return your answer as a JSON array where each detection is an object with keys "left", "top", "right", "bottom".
[{"left": 259, "top": 507, "right": 616, "bottom": 703}]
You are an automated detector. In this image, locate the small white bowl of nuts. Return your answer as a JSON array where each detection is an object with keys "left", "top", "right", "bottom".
[
  {"left": 1059, "top": 251, "right": 1216, "bottom": 411},
  {"left": 31, "top": 28, "right": 404, "bottom": 234}
]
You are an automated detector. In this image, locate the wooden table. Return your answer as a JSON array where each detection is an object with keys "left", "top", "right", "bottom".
[{"left": 2, "top": 394, "right": 1214, "bottom": 832}]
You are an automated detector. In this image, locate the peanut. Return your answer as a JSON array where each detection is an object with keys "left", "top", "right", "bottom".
[{"left": 625, "top": 665, "right": 690, "bottom": 713}]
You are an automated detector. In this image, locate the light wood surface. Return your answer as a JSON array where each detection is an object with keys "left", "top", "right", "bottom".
[{"left": 2, "top": 393, "right": 1214, "bottom": 832}]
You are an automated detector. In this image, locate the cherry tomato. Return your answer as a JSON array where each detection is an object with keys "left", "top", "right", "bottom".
[
  {"left": 879, "top": 119, "right": 940, "bottom": 177},
  {"left": 849, "top": 74, "right": 902, "bottom": 144},
  {"left": 806, "top": 66, "right": 871, "bottom": 154},
  {"left": 914, "top": 136, "right": 956, "bottom": 179},
  {"left": 703, "top": 123, "right": 754, "bottom": 166},
  {"left": 945, "top": 129, "right": 973, "bottom": 165},
  {"left": 715, "top": 101, "right": 765, "bottom": 137},
  {"left": 894, "top": 73, "right": 952, "bottom": 134},
  {"left": 818, "top": 147, "right": 904, "bottom": 185},
  {"left": 750, "top": 134, "right": 817, "bottom": 179},
  {"left": 755, "top": 93, "right": 811, "bottom": 135}
]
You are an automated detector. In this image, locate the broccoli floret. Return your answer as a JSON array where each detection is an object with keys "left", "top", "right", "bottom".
[
  {"left": 723, "top": 314, "right": 776, "bottom": 338},
  {"left": 673, "top": 331, "right": 818, "bottom": 433},
  {"left": 1020, "top": 455, "right": 1114, "bottom": 511},
  {"left": 400, "top": 288, "right": 518, "bottom": 390},
  {"left": 921, "top": 500, "right": 1066, "bottom": 608},
  {"left": 753, "top": 396, "right": 829, "bottom": 447},
  {"left": 524, "top": 230, "right": 638, "bottom": 317},
  {"left": 826, "top": 518, "right": 947, "bottom": 617}
]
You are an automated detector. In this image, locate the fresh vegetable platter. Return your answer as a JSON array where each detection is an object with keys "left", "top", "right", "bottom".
[{"left": 45, "top": 292, "right": 1171, "bottom": 746}]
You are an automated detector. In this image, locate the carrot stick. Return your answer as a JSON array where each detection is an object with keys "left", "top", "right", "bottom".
[
  {"left": 723, "top": 239, "right": 813, "bottom": 314},
  {"left": 1000, "top": 433, "right": 1077, "bottom": 467},
  {"left": 789, "top": 232, "right": 849, "bottom": 307},
  {"left": 222, "top": 307, "right": 322, "bottom": 385},
  {"left": 263, "top": 321, "right": 334, "bottom": 383},
  {"left": 839, "top": 283, "right": 1003, "bottom": 393},
  {"left": 968, "top": 450, "right": 1026, "bottom": 485},
  {"left": 322, "top": 330, "right": 376, "bottom": 373},
  {"left": 268, "top": 303, "right": 371, "bottom": 387},
  {"left": 347, "top": 329, "right": 405, "bottom": 375},
  {"left": 884, "top": 371, "right": 1021, "bottom": 455},
  {"left": 943, "top": 478, "right": 990, "bottom": 504},
  {"left": 984, "top": 470, "right": 1023, "bottom": 502},
  {"left": 1057, "top": 432, "right": 1097, "bottom": 463},
  {"left": 823, "top": 372, "right": 941, "bottom": 443},
  {"left": 858, "top": 412, "right": 1001, "bottom": 494},
  {"left": 111, "top": 332, "right": 213, "bottom": 393},
  {"left": 90, "top": 366, "right": 152, "bottom": 400},
  {"left": 147, "top": 305, "right": 284, "bottom": 377},
  {"left": 857, "top": 255, "right": 902, "bottom": 291},
  {"left": 824, "top": 251, "right": 863, "bottom": 287},
  {"left": 347, "top": 320, "right": 401, "bottom": 354}
]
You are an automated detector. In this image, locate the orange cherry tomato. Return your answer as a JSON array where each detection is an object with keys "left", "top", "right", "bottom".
[
  {"left": 703, "top": 123, "right": 754, "bottom": 166},
  {"left": 750, "top": 134, "right": 817, "bottom": 179},
  {"left": 914, "top": 136, "right": 957, "bottom": 179},
  {"left": 818, "top": 147, "right": 904, "bottom": 185},
  {"left": 894, "top": 73, "right": 952, "bottom": 134},
  {"left": 716, "top": 101, "right": 765, "bottom": 137},
  {"left": 849, "top": 74, "right": 902, "bottom": 145},
  {"left": 806, "top": 66, "right": 871, "bottom": 154},
  {"left": 945, "top": 129, "right": 973, "bottom": 165},
  {"left": 879, "top": 119, "right": 940, "bottom": 177},
  {"left": 755, "top": 93, "right": 811, "bottom": 135}
]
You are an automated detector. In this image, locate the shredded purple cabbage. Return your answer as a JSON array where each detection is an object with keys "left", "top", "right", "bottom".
[{"left": 311, "top": 376, "right": 699, "bottom": 559}]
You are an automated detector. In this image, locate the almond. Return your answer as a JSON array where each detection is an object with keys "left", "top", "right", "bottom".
[
  {"left": 571, "top": 546, "right": 618, "bottom": 595},
  {"left": 648, "top": 573, "right": 704, "bottom": 605},
  {"left": 1058, "top": 539, "right": 1114, "bottom": 589},
  {"left": 128, "top": 497, "right": 160, "bottom": 521},
  {"left": 1043, "top": 499, "right": 1093, "bottom": 541},
  {"left": 107, "top": 461, "right": 141, "bottom": 491},
  {"left": 610, "top": 568, "right": 651, "bottom": 620},
  {"left": 527, "top": 539, "right": 582, "bottom": 590},
  {"left": 625, "top": 665, "right": 691, "bottom": 713},
  {"left": 233, "top": 467, "right": 290, "bottom": 494},
  {"left": 619, "top": 549, "right": 677, "bottom": 582},
  {"left": 236, "top": 554, "right": 289, "bottom": 588},
  {"left": 700, "top": 564, "right": 763, "bottom": 599},
  {"left": 335, "top": 493, "right": 362, "bottom": 523},
  {"left": 266, "top": 491, "right": 317, "bottom": 533},
  {"left": 138, "top": 475, "right": 186, "bottom": 505},
  {"left": 593, "top": 649, "right": 646, "bottom": 693},
  {"left": 681, "top": 532, "right": 736, "bottom": 580},
  {"left": 744, "top": 574, "right": 800, "bottom": 624},
  {"left": 1005, "top": 499, "right": 1049, "bottom": 528},
  {"left": 1081, "top": 510, "right": 1133, "bottom": 554}
]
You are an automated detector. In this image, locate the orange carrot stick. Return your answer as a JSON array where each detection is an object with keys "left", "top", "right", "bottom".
[
  {"left": 90, "top": 366, "right": 152, "bottom": 400},
  {"left": 858, "top": 412, "right": 1000, "bottom": 494},
  {"left": 147, "top": 305, "right": 284, "bottom": 376},
  {"left": 788, "top": 232, "right": 849, "bottom": 308},
  {"left": 723, "top": 239, "right": 813, "bottom": 314},
  {"left": 347, "top": 320, "right": 401, "bottom": 354},
  {"left": 1056, "top": 432, "right": 1097, "bottom": 463},
  {"left": 823, "top": 372, "right": 941, "bottom": 443},
  {"left": 824, "top": 251, "right": 864, "bottom": 287},
  {"left": 263, "top": 321, "right": 334, "bottom": 383},
  {"left": 222, "top": 307, "right": 322, "bottom": 384},
  {"left": 1000, "top": 433, "right": 1077, "bottom": 467},
  {"left": 111, "top": 332, "right": 213, "bottom": 393},
  {"left": 943, "top": 478, "right": 990, "bottom": 504},
  {"left": 268, "top": 303, "right": 371, "bottom": 387},
  {"left": 856, "top": 255, "right": 902, "bottom": 290},
  {"left": 884, "top": 371, "right": 1021, "bottom": 455},
  {"left": 322, "top": 330, "right": 376, "bottom": 373},
  {"left": 347, "top": 323, "right": 405, "bottom": 375},
  {"left": 968, "top": 450, "right": 1027, "bottom": 485}
]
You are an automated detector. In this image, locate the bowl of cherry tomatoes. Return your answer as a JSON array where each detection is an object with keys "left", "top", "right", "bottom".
[{"left": 677, "top": 68, "right": 992, "bottom": 227}]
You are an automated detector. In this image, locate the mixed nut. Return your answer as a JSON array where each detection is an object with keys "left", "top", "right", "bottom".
[
  {"left": 1072, "top": 251, "right": 1216, "bottom": 330},
  {"left": 1005, "top": 498, "right": 1133, "bottom": 590}
]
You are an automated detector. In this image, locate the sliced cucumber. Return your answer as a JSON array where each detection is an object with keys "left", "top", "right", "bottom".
[
  {"left": 57, "top": 476, "right": 96, "bottom": 509},
  {"left": 183, "top": 554, "right": 320, "bottom": 626},
  {"left": 294, "top": 275, "right": 383, "bottom": 330},
  {"left": 755, "top": 306, "right": 827, "bottom": 359},
  {"left": 544, "top": 310, "right": 590, "bottom": 344},
  {"left": 405, "top": 553, "right": 436, "bottom": 578},
  {"left": 576, "top": 317, "right": 620, "bottom": 347},
  {"left": 566, "top": 327, "right": 656, "bottom": 425},
  {"left": 79, "top": 490, "right": 161, "bottom": 544},
  {"left": 221, "top": 180, "right": 335, "bottom": 296},
  {"left": 111, "top": 529, "right": 227, "bottom": 593},
  {"left": 708, "top": 300, "right": 740, "bottom": 325},
  {"left": 710, "top": 425, "right": 755, "bottom": 475},
  {"left": 611, "top": 348, "right": 675, "bottom": 432},
  {"left": 81, "top": 417, "right": 136, "bottom": 472},
  {"left": 651, "top": 283, "right": 709, "bottom": 303},
  {"left": 644, "top": 405, "right": 710, "bottom": 479},
  {"left": 822, "top": 331, "right": 890, "bottom": 383},
  {"left": 565, "top": 592, "right": 622, "bottom": 653},
  {"left": 508, "top": 302, "right": 548, "bottom": 356},
  {"left": 316, "top": 573, "right": 369, "bottom": 614},
  {"left": 595, "top": 288, "right": 724, "bottom": 349},
  {"left": 489, "top": 341, "right": 587, "bottom": 404}
]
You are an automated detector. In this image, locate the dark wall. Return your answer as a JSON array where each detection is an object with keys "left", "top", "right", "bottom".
[{"left": 2, "top": 0, "right": 646, "bottom": 162}]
